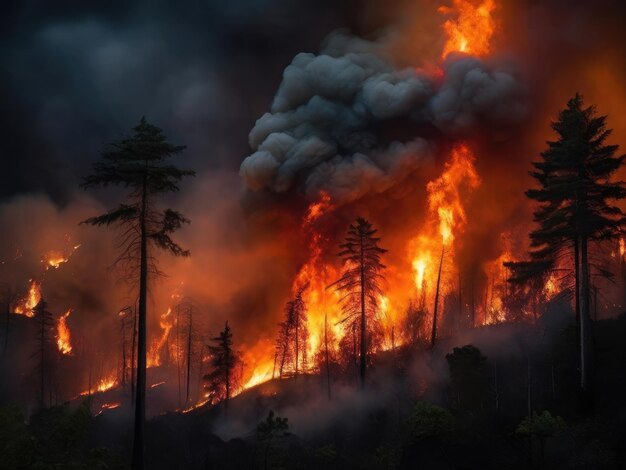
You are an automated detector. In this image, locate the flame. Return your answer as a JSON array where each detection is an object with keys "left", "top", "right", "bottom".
[
  {"left": 42, "top": 244, "right": 81, "bottom": 270},
  {"left": 95, "top": 402, "right": 121, "bottom": 416},
  {"left": 439, "top": 0, "right": 497, "bottom": 59},
  {"left": 620, "top": 238, "right": 625, "bottom": 259},
  {"left": 80, "top": 375, "right": 118, "bottom": 396},
  {"left": 56, "top": 309, "right": 73, "bottom": 355},
  {"left": 290, "top": 191, "right": 343, "bottom": 365},
  {"left": 410, "top": 145, "right": 481, "bottom": 307},
  {"left": 13, "top": 280, "right": 42, "bottom": 317},
  {"left": 242, "top": 363, "right": 274, "bottom": 389},
  {"left": 101, "top": 402, "right": 121, "bottom": 410},
  {"left": 413, "top": 258, "right": 427, "bottom": 291},
  {"left": 147, "top": 306, "right": 174, "bottom": 368}
]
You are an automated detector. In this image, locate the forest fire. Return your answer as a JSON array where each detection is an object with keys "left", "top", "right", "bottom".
[
  {"left": 56, "top": 309, "right": 73, "bottom": 355},
  {"left": 13, "top": 279, "right": 41, "bottom": 317},
  {"left": 4, "top": 1, "right": 626, "bottom": 467},
  {"left": 439, "top": 0, "right": 497, "bottom": 59}
]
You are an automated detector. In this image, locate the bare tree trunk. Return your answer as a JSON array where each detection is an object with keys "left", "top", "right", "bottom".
[
  {"left": 272, "top": 348, "right": 277, "bottom": 380},
  {"left": 359, "top": 232, "right": 366, "bottom": 390},
  {"left": 295, "top": 310, "right": 299, "bottom": 379},
  {"left": 131, "top": 304, "right": 137, "bottom": 406},
  {"left": 471, "top": 272, "right": 475, "bottom": 328},
  {"left": 177, "top": 304, "right": 181, "bottom": 408},
  {"left": 225, "top": 343, "right": 230, "bottom": 411},
  {"left": 494, "top": 361, "right": 499, "bottom": 413},
  {"left": 186, "top": 308, "right": 192, "bottom": 405},
  {"left": 132, "top": 179, "right": 148, "bottom": 470},
  {"left": 580, "top": 235, "right": 594, "bottom": 412},
  {"left": 39, "top": 311, "right": 45, "bottom": 408},
  {"left": 121, "top": 316, "right": 127, "bottom": 387},
  {"left": 325, "top": 312, "right": 331, "bottom": 401},
  {"left": 431, "top": 245, "right": 444, "bottom": 348},
  {"left": 3, "top": 289, "right": 11, "bottom": 359}
]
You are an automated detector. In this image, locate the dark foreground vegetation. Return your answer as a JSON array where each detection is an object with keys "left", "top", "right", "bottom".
[{"left": 2, "top": 310, "right": 626, "bottom": 469}]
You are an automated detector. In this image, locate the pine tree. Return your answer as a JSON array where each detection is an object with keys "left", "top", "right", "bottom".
[
  {"left": 275, "top": 285, "right": 308, "bottom": 379},
  {"left": 507, "top": 94, "right": 626, "bottom": 409},
  {"left": 204, "top": 321, "right": 242, "bottom": 410},
  {"left": 331, "top": 217, "right": 387, "bottom": 390},
  {"left": 80, "top": 117, "right": 194, "bottom": 469}
]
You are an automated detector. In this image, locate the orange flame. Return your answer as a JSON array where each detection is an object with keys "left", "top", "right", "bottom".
[
  {"left": 56, "top": 309, "right": 73, "bottom": 355},
  {"left": 80, "top": 375, "right": 118, "bottom": 396},
  {"left": 42, "top": 244, "right": 81, "bottom": 270},
  {"left": 439, "top": 0, "right": 497, "bottom": 59},
  {"left": 13, "top": 280, "right": 42, "bottom": 317},
  {"left": 147, "top": 306, "right": 174, "bottom": 368}
]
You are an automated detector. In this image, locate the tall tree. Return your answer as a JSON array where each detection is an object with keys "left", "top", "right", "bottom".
[
  {"left": 275, "top": 285, "right": 308, "bottom": 378},
  {"left": 81, "top": 117, "right": 194, "bottom": 469},
  {"left": 331, "top": 217, "right": 387, "bottom": 390},
  {"left": 32, "top": 299, "right": 54, "bottom": 408},
  {"left": 506, "top": 94, "right": 626, "bottom": 409},
  {"left": 204, "top": 321, "right": 242, "bottom": 410}
]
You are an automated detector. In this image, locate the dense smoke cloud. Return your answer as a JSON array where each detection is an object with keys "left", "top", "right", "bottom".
[{"left": 240, "top": 32, "right": 527, "bottom": 205}]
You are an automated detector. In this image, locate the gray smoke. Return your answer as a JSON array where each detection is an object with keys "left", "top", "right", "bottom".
[{"left": 240, "top": 32, "right": 527, "bottom": 205}]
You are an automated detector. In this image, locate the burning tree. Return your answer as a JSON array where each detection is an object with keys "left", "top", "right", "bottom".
[
  {"left": 81, "top": 117, "right": 194, "bottom": 470},
  {"left": 275, "top": 284, "right": 309, "bottom": 379},
  {"left": 204, "top": 321, "right": 242, "bottom": 410},
  {"left": 507, "top": 94, "right": 626, "bottom": 409},
  {"left": 32, "top": 299, "right": 54, "bottom": 408},
  {"left": 331, "top": 217, "right": 386, "bottom": 390}
]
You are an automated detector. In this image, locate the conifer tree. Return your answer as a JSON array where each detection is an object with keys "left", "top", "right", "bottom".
[
  {"left": 81, "top": 117, "right": 194, "bottom": 469},
  {"left": 507, "top": 94, "right": 626, "bottom": 408},
  {"left": 331, "top": 217, "right": 386, "bottom": 390}
]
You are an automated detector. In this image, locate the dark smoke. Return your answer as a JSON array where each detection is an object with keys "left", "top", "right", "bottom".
[{"left": 240, "top": 31, "right": 527, "bottom": 205}]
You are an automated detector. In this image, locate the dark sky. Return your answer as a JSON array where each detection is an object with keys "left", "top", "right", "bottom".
[{"left": 0, "top": 0, "right": 359, "bottom": 204}]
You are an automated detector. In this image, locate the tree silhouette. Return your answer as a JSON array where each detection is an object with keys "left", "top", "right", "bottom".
[
  {"left": 275, "top": 285, "right": 309, "bottom": 378},
  {"left": 80, "top": 117, "right": 194, "bottom": 469},
  {"left": 204, "top": 321, "right": 242, "bottom": 410},
  {"left": 257, "top": 410, "right": 289, "bottom": 470},
  {"left": 331, "top": 217, "right": 386, "bottom": 390},
  {"left": 506, "top": 94, "right": 626, "bottom": 409},
  {"left": 32, "top": 299, "right": 54, "bottom": 408}
]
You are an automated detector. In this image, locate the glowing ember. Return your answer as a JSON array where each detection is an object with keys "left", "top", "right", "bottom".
[
  {"left": 147, "top": 307, "right": 174, "bottom": 368},
  {"left": 150, "top": 381, "right": 166, "bottom": 389},
  {"left": 439, "top": 0, "right": 497, "bottom": 59},
  {"left": 56, "top": 309, "right": 73, "bottom": 355},
  {"left": 13, "top": 280, "right": 41, "bottom": 317},
  {"left": 80, "top": 376, "right": 118, "bottom": 396},
  {"left": 42, "top": 244, "right": 81, "bottom": 270}
]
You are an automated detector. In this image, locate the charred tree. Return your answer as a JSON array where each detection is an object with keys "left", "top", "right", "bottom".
[
  {"left": 2, "top": 285, "right": 13, "bottom": 359},
  {"left": 204, "top": 321, "right": 242, "bottom": 410},
  {"left": 506, "top": 94, "right": 626, "bottom": 412},
  {"left": 431, "top": 245, "right": 445, "bottom": 348},
  {"left": 275, "top": 285, "right": 308, "bottom": 379},
  {"left": 81, "top": 117, "right": 194, "bottom": 470},
  {"left": 331, "top": 217, "right": 387, "bottom": 390},
  {"left": 32, "top": 299, "right": 54, "bottom": 408}
]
